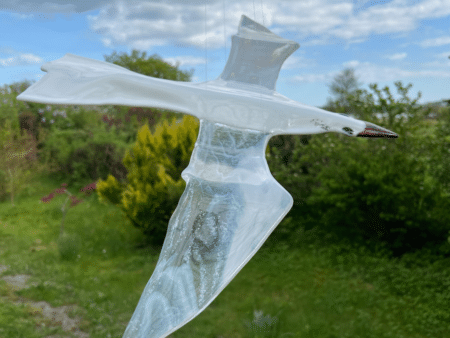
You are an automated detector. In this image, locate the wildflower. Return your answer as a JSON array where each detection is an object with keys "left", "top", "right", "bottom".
[
  {"left": 69, "top": 195, "right": 83, "bottom": 208},
  {"left": 80, "top": 182, "right": 96, "bottom": 195},
  {"left": 53, "top": 188, "right": 66, "bottom": 194},
  {"left": 38, "top": 108, "right": 44, "bottom": 114},
  {"left": 40, "top": 192, "right": 55, "bottom": 203},
  {"left": 41, "top": 117, "right": 46, "bottom": 123},
  {"left": 50, "top": 119, "right": 54, "bottom": 124}
]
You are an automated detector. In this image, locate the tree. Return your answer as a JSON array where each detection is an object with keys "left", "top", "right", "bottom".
[
  {"left": 104, "top": 49, "right": 193, "bottom": 81},
  {"left": 102, "top": 50, "right": 194, "bottom": 135},
  {"left": 325, "top": 68, "right": 362, "bottom": 113}
]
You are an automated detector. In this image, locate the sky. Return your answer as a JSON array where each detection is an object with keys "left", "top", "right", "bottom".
[{"left": 0, "top": 0, "right": 450, "bottom": 107}]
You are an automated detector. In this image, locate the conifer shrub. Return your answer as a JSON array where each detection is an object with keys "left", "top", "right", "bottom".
[{"left": 97, "top": 115, "right": 199, "bottom": 245}]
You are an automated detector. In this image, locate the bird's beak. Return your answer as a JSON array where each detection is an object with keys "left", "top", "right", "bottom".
[{"left": 357, "top": 122, "right": 398, "bottom": 138}]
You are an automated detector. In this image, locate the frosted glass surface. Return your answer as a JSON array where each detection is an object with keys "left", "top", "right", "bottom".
[{"left": 123, "top": 120, "right": 292, "bottom": 337}]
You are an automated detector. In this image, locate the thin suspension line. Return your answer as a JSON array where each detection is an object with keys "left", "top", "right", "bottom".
[
  {"left": 204, "top": 2, "right": 208, "bottom": 83},
  {"left": 260, "top": 0, "right": 265, "bottom": 26},
  {"left": 253, "top": 0, "right": 256, "bottom": 20},
  {"left": 223, "top": 0, "right": 227, "bottom": 61}
]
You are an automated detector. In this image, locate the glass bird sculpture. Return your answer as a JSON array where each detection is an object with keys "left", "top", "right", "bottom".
[{"left": 17, "top": 15, "right": 397, "bottom": 338}]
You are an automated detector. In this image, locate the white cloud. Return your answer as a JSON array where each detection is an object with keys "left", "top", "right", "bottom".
[
  {"left": 88, "top": 1, "right": 243, "bottom": 49},
  {"left": 385, "top": 52, "right": 407, "bottom": 60},
  {"left": 342, "top": 60, "right": 361, "bottom": 68},
  {"left": 10, "top": 12, "right": 34, "bottom": 19},
  {"left": 420, "top": 36, "right": 450, "bottom": 47},
  {"left": 273, "top": 0, "right": 450, "bottom": 43},
  {"left": 163, "top": 56, "right": 205, "bottom": 67},
  {"left": 281, "top": 55, "right": 317, "bottom": 70},
  {"left": 289, "top": 60, "right": 450, "bottom": 85},
  {"left": 82, "top": 0, "right": 450, "bottom": 50},
  {"left": 436, "top": 51, "right": 450, "bottom": 59},
  {"left": 0, "top": 53, "right": 44, "bottom": 67},
  {"left": 0, "top": 0, "right": 109, "bottom": 13},
  {"left": 289, "top": 73, "right": 334, "bottom": 84},
  {"left": 4, "top": 0, "right": 450, "bottom": 49}
]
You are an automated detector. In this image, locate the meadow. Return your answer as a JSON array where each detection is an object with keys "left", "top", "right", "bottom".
[{"left": 0, "top": 171, "right": 448, "bottom": 338}]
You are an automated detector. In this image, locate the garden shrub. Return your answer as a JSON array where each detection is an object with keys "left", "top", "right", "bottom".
[
  {"left": 40, "top": 121, "right": 129, "bottom": 184},
  {"left": 97, "top": 115, "right": 199, "bottom": 245},
  {"left": 268, "top": 82, "right": 450, "bottom": 257}
]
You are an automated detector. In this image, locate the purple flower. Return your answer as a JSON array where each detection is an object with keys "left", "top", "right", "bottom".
[
  {"left": 80, "top": 182, "right": 97, "bottom": 195},
  {"left": 40, "top": 192, "right": 55, "bottom": 203}
]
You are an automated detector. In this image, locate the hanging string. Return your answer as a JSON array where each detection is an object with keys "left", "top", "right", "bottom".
[
  {"left": 204, "top": 2, "right": 208, "bottom": 84},
  {"left": 260, "top": 0, "right": 265, "bottom": 26},
  {"left": 253, "top": 0, "right": 256, "bottom": 20},
  {"left": 223, "top": 0, "right": 227, "bottom": 61}
]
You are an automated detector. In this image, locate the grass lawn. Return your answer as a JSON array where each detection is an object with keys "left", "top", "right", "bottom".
[{"left": 0, "top": 173, "right": 449, "bottom": 337}]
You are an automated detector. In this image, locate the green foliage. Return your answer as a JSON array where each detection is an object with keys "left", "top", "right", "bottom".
[
  {"left": 0, "top": 132, "right": 42, "bottom": 206},
  {"left": 104, "top": 49, "right": 193, "bottom": 81},
  {"left": 428, "top": 106, "right": 450, "bottom": 192},
  {"left": 268, "top": 80, "right": 449, "bottom": 257},
  {"left": 0, "top": 169, "right": 7, "bottom": 202},
  {"left": 325, "top": 67, "right": 362, "bottom": 113},
  {"left": 101, "top": 50, "right": 192, "bottom": 138},
  {"left": 97, "top": 115, "right": 199, "bottom": 245},
  {"left": 39, "top": 107, "right": 129, "bottom": 184}
]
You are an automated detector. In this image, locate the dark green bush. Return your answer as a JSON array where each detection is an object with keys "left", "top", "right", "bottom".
[
  {"left": 268, "top": 82, "right": 450, "bottom": 257},
  {"left": 39, "top": 110, "right": 130, "bottom": 184}
]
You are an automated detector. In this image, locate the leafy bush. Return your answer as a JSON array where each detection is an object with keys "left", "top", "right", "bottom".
[
  {"left": 97, "top": 115, "right": 199, "bottom": 245},
  {"left": 40, "top": 117, "right": 129, "bottom": 184},
  {"left": 268, "top": 82, "right": 449, "bottom": 257}
]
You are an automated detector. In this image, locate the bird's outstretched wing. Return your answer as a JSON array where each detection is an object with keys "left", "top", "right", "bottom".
[
  {"left": 17, "top": 53, "right": 373, "bottom": 136},
  {"left": 17, "top": 53, "right": 197, "bottom": 116}
]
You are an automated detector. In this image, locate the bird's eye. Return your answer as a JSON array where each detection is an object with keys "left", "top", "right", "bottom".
[{"left": 342, "top": 127, "right": 353, "bottom": 135}]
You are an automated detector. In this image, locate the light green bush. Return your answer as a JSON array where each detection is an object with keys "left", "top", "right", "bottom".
[{"left": 97, "top": 115, "right": 199, "bottom": 245}]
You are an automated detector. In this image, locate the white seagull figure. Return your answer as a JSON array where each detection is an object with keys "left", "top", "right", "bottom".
[{"left": 18, "top": 15, "right": 397, "bottom": 338}]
